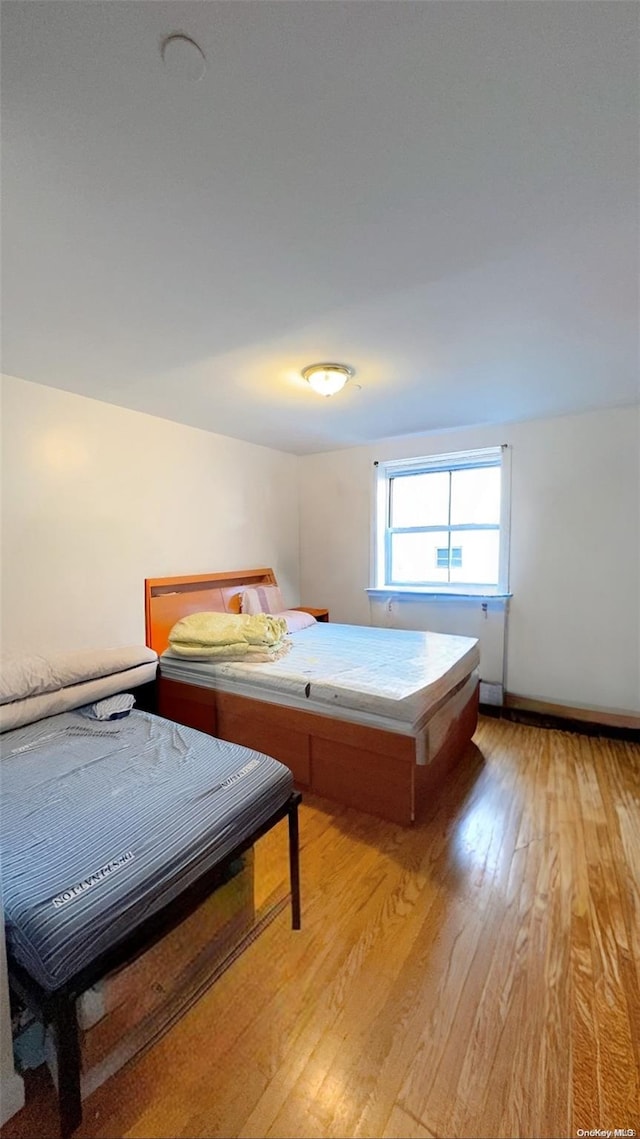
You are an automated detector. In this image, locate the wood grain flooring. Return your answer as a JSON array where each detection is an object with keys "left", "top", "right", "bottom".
[{"left": 2, "top": 717, "right": 639, "bottom": 1139}]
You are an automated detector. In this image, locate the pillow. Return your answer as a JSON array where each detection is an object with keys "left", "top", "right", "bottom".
[
  {"left": 241, "top": 585, "right": 285, "bottom": 616},
  {"left": 80, "top": 693, "right": 136, "bottom": 721},
  {"left": 276, "top": 610, "right": 317, "bottom": 633}
]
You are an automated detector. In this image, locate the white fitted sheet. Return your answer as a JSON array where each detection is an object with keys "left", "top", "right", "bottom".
[{"left": 160, "top": 622, "right": 479, "bottom": 729}]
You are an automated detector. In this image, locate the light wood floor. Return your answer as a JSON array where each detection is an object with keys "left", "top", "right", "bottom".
[{"left": 3, "top": 717, "right": 639, "bottom": 1139}]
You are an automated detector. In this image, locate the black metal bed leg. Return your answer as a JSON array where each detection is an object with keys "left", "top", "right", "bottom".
[
  {"left": 288, "top": 795, "right": 301, "bottom": 930},
  {"left": 50, "top": 993, "right": 82, "bottom": 1139}
]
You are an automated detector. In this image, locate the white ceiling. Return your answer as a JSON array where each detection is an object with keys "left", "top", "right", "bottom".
[{"left": 2, "top": 1, "right": 638, "bottom": 454}]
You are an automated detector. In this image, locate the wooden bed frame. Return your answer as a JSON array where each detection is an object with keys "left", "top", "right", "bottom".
[{"left": 145, "top": 569, "right": 479, "bottom": 826}]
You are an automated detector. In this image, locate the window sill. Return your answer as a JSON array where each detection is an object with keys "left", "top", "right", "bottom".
[{"left": 367, "top": 587, "right": 512, "bottom": 602}]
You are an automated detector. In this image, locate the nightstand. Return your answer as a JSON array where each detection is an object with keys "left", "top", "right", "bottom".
[{"left": 292, "top": 606, "right": 329, "bottom": 622}]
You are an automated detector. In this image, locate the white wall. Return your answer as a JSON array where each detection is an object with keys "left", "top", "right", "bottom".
[
  {"left": 299, "top": 406, "right": 640, "bottom": 714},
  {"left": 0, "top": 375, "right": 301, "bottom": 654}
]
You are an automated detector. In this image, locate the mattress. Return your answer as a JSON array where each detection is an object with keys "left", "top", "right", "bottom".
[
  {"left": 160, "top": 622, "right": 480, "bottom": 730},
  {"left": 0, "top": 660, "right": 158, "bottom": 733},
  {"left": 0, "top": 709, "right": 293, "bottom": 992}
]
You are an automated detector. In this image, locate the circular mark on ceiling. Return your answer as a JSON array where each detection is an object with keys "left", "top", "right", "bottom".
[{"left": 161, "top": 34, "right": 206, "bottom": 81}]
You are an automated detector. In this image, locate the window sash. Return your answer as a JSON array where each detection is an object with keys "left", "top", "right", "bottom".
[
  {"left": 388, "top": 524, "right": 501, "bottom": 534},
  {"left": 382, "top": 446, "right": 503, "bottom": 478},
  {"left": 386, "top": 528, "right": 501, "bottom": 587}
]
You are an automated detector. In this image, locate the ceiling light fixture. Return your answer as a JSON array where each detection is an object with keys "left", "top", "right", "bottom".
[{"left": 302, "top": 363, "right": 353, "bottom": 397}]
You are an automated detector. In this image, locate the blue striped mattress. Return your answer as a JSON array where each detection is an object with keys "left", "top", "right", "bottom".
[{"left": 0, "top": 709, "right": 293, "bottom": 992}]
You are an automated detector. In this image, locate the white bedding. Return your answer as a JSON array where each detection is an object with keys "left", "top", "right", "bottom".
[
  {"left": 160, "top": 622, "right": 479, "bottom": 731},
  {"left": 0, "top": 648, "right": 158, "bottom": 734},
  {"left": 0, "top": 645, "right": 157, "bottom": 705}
]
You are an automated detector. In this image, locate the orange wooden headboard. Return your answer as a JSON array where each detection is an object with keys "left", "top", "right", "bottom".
[{"left": 144, "top": 568, "right": 278, "bottom": 655}]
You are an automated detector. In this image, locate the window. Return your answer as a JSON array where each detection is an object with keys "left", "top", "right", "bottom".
[
  {"left": 436, "top": 546, "right": 462, "bottom": 569},
  {"left": 372, "top": 446, "right": 510, "bottom": 594}
]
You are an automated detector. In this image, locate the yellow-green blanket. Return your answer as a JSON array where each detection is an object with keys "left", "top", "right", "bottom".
[{"left": 168, "top": 611, "right": 291, "bottom": 662}]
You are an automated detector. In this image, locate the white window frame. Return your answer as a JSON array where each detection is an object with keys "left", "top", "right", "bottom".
[{"left": 370, "top": 445, "right": 511, "bottom": 597}]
